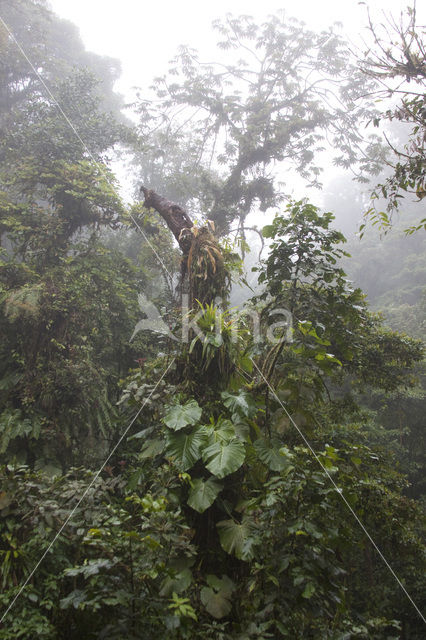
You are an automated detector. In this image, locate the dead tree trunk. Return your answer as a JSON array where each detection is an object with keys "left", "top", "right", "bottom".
[
  {"left": 140, "top": 187, "right": 194, "bottom": 253},
  {"left": 140, "top": 186, "right": 229, "bottom": 307}
]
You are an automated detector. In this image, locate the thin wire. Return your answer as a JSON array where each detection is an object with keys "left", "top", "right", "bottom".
[
  {"left": 0, "top": 15, "right": 173, "bottom": 284},
  {"left": 0, "top": 14, "right": 177, "bottom": 622},
  {"left": 2, "top": 8, "right": 424, "bottom": 629},
  {"left": 247, "top": 360, "right": 426, "bottom": 625},
  {"left": 0, "top": 357, "right": 175, "bottom": 624}
]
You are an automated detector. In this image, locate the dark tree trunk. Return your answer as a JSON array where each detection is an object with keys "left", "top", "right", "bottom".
[
  {"left": 140, "top": 186, "right": 193, "bottom": 253},
  {"left": 140, "top": 187, "right": 232, "bottom": 390},
  {"left": 140, "top": 186, "right": 230, "bottom": 307}
]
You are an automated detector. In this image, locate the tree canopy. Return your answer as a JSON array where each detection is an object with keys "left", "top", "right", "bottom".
[
  {"left": 133, "top": 12, "right": 380, "bottom": 233},
  {"left": 357, "top": 4, "right": 426, "bottom": 233},
  {"left": 0, "top": 2, "right": 425, "bottom": 639}
]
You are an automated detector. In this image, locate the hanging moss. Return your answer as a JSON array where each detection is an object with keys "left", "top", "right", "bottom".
[
  {"left": 187, "top": 226, "right": 230, "bottom": 307},
  {"left": 140, "top": 187, "right": 234, "bottom": 391}
]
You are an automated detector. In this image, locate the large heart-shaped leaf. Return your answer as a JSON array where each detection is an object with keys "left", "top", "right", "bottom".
[
  {"left": 200, "top": 575, "right": 235, "bottom": 619},
  {"left": 166, "top": 426, "right": 208, "bottom": 471},
  {"left": 139, "top": 438, "right": 164, "bottom": 460},
  {"left": 208, "top": 418, "right": 235, "bottom": 444},
  {"left": 206, "top": 574, "right": 235, "bottom": 595},
  {"left": 216, "top": 517, "right": 256, "bottom": 560},
  {"left": 232, "top": 419, "right": 250, "bottom": 442},
  {"left": 202, "top": 439, "right": 245, "bottom": 478},
  {"left": 201, "top": 575, "right": 235, "bottom": 619},
  {"left": 187, "top": 477, "right": 223, "bottom": 513},
  {"left": 163, "top": 399, "right": 202, "bottom": 431},
  {"left": 221, "top": 391, "right": 256, "bottom": 418},
  {"left": 159, "top": 568, "right": 192, "bottom": 597},
  {"left": 254, "top": 438, "right": 290, "bottom": 471},
  {"left": 201, "top": 587, "right": 231, "bottom": 619}
]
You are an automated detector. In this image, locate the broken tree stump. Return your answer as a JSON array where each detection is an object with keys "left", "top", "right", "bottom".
[{"left": 140, "top": 186, "right": 230, "bottom": 306}]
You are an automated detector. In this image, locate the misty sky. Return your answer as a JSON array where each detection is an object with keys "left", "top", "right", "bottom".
[
  {"left": 44, "top": 0, "right": 425, "bottom": 212},
  {"left": 48, "top": 0, "right": 425, "bottom": 98}
]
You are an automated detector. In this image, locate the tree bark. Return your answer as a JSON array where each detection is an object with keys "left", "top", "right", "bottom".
[
  {"left": 140, "top": 186, "right": 193, "bottom": 253},
  {"left": 140, "top": 186, "right": 229, "bottom": 309}
]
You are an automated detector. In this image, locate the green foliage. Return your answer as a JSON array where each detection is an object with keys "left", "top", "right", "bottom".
[
  {"left": 0, "top": 4, "right": 424, "bottom": 639},
  {"left": 168, "top": 592, "right": 198, "bottom": 622},
  {"left": 187, "top": 477, "right": 223, "bottom": 514},
  {"left": 164, "top": 399, "right": 203, "bottom": 431},
  {"left": 166, "top": 426, "right": 209, "bottom": 471},
  {"left": 216, "top": 517, "right": 257, "bottom": 561},
  {"left": 200, "top": 574, "right": 235, "bottom": 619},
  {"left": 2, "top": 186, "right": 424, "bottom": 637},
  {"left": 0, "top": 0, "right": 125, "bottom": 123},
  {"left": 0, "top": 1, "right": 145, "bottom": 470},
  {"left": 340, "top": 211, "right": 426, "bottom": 340},
  {"left": 253, "top": 438, "right": 292, "bottom": 472},
  {"left": 202, "top": 438, "right": 246, "bottom": 479},
  {"left": 133, "top": 12, "right": 377, "bottom": 233},
  {"left": 221, "top": 390, "right": 257, "bottom": 419},
  {"left": 358, "top": 5, "right": 426, "bottom": 231},
  {"left": 255, "top": 201, "right": 423, "bottom": 405},
  {"left": 0, "top": 241, "right": 144, "bottom": 467},
  {"left": 0, "top": 410, "right": 36, "bottom": 454},
  {"left": 181, "top": 301, "right": 249, "bottom": 392},
  {"left": 0, "top": 463, "right": 199, "bottom": 639},
  {"left": 158, "top": 396, "right": 249, "bottom": 483}
]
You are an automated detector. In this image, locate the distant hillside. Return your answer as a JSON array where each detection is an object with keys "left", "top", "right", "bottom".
[{"left": 324, "top": 174, "right": 426, "bottom": 340}]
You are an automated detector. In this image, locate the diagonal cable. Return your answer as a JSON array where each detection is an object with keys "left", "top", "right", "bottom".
[
  {"left": 0, "top": 357, "right": 175, "bottom": 623},
  {"left": 1, "top": 7, "right": 425, "bottom": 630},
  {"left": 0, "top": 14, "right": 173, "bottom": 284},
  {"left": 246, "top": 360, "right": 426, "bottom": 625},
  {"left": 0, "top": 13, "right": 178, "bottom": 622}
]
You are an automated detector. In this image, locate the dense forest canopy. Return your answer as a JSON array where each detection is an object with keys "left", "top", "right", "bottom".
[
  {"left": 357, "top": 4, "right": 426, "bottom": 233},
  {"left": 0, "top": 1, "right": 425, "bottom": 639}
]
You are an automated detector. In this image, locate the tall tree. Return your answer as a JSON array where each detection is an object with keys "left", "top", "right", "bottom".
[
  {"left": 133, "top": 12, "right": 379, "bottom": 233},
  {"left": 357, "top": 4, "right": 426, "bottom": 233},
  {"left": 0, "top": 0, "right": 124, "bottom": 124},
  {"left": 0, "top": 0, "right": 141, "bottom": 470}
]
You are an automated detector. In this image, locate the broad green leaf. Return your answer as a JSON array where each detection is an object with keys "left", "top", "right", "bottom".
[
  {"left": 302, "top": 582, "right": 316, "bottom": 599},
  {"left": 160, "top": 568, "right": 192, "bottom": 596},
  {"left": 206, "top": 574, "right": 235, "bottom": 595},
  {"left": 166, "top": 427, "right": 208, "bottom": 471},
  {"left": 221, "top": 391, "right": 256, "bottom": 418},
  {"left": 201, "top": 577, "right": 235, "bottom": 619},
  {"left": 216, "top": 517, "right": 256, "bottom": 560},
  {"left": 139, "top": 438, "right": 164, "bottom": 459},
  {"left": 201, "top": 587, "right": 232, "bottom": 620},
  {"left": 187, "top": 477, "right": 223, "bottom": 513},
  {"left": 202, "top": 439, "right": 246, "bottom": 478},
  {"left": 201, "top": 587, "right": 231, "bottom": 618},
  {"left": 262, "top": 224, "right": 276, "bottom": 238},
  {"left": 254, "top": 438, "right": 290, "bottom": 472},
  {"left": 207, "top": 418, "right": 235, "bottom": 444},
  {"left": 163, "top": 399, "right": 202, "bottom": 431},
  {"left": 232, "top": 419, "right": 250, "bottom": 442}
]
